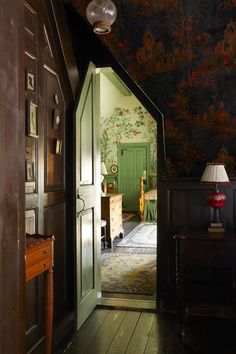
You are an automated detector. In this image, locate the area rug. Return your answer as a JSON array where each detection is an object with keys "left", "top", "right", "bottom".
[
  {"left": 122, "top": 213, "right": 136, "bottom": 222},
  {"left": 101, "top": 253, "right": 156, "bottom": 295},
  {"left": 117, "top": 223, "right": 157, "bottom": 248}
]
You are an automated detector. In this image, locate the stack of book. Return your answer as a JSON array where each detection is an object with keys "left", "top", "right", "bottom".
[{"left": 208, "top": 222, "right": 225, "bottom": 233}]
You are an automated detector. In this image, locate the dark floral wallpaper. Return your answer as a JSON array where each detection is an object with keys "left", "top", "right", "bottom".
[{"left": 72, "top": 0, "right": 236, "bottom": 177}]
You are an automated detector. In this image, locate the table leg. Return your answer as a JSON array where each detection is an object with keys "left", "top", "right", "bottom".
[{"left": 45, "top": 268, "right": 53, "bottom": 354}]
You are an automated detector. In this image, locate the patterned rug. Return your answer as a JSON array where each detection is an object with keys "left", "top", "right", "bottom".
[
  {"left": 101, "top": 253, "right": 156, "bottom": 295},
  {"left": 117, "top": 223, "right": 157, "bottom": 248},
  {"left": 122, "top": 213, "right": 136, "bottom": 222}
]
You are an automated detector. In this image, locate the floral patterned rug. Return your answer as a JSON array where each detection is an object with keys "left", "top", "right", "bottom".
[{"left": 101, "top": 253, "right": 156, "bottom": 295}]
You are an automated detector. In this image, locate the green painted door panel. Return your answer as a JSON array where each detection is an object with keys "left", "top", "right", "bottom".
[
  {"left": 75, "top": 62, "right": 100, "bottom": 330},
  {"left": 118, "top": 144, "right": 150, "bottom": 212}
]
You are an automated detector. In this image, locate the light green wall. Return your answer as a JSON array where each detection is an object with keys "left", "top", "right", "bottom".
[{"left": 100, "top": 72, "right": 157, "bottom": 175}]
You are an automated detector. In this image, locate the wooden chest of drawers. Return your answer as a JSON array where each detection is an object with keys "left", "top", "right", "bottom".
[{"left": 101, "top": 194, "right": 124, "bottom": 248}]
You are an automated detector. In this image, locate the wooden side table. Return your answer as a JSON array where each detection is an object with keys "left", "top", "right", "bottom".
[
  {"left": 26, "top": 234, "right": 55, "bottom": 354},
  {"left": 174, "top": 230, "right": 236, "bottom": 342}
]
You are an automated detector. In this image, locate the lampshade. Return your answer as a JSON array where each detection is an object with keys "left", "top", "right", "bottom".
[
  {"left": 86, "top": 0, "right": 117, "bottom": 34},
  {"left": 200, "top": 162, "right": 230, "bottom": 184},
  {"left": 101, "top": 161, "right": 108, "bottom": 175}
]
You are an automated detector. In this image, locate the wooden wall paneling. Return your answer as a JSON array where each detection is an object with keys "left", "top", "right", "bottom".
[
  {"left": 24, "top": 0, "right": 77, "bottom": 351},
  {"left": 24, "top": 2, "right": 46, "bottom": 352},
  {"left": 49, "top": 0, "right": 80, "bottom": 99},
  {"left": 25, "top": 277, "right": 45, "bottom": 353},
  {"left": 0, "top": 1, "right": 25, "bottom": 353},
  {"left": 44, "top": 203, "right": 66, "bottom": 314},
  {"left": 24, "top": 2, "right": 39, "bottom": 58}
]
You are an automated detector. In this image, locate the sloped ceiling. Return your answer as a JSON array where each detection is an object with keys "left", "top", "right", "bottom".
[{"left": 70, "top": 1, "right": 236, "bottom": 178}]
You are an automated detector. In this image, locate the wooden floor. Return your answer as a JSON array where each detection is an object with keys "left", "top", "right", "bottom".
[{"left": 59, "top": 308, "right": 236, "bottom": 354}]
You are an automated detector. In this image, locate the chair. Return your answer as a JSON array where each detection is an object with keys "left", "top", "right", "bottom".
[{"left": 101, "top": 220, "right": 107, "bottom": 249}]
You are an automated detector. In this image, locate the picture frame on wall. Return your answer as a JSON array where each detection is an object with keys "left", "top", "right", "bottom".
[
  {"left": 26, "top": 70, "right": 35, "bottom": 91},
  {"left": 52, "top": 109, "right": 61, "bottom": 130},
  {"left": 54, "top": 139, "right": 63, "bottom": 155},
  {"left": 26, "top": 160, "right": 35, "bottom": 182},
  {"left": 26, "top": 101, "right": 38, "bottom": 138}
]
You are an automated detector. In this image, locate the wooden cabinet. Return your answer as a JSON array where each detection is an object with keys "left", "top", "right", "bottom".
[
  {"left": 101, "top": 194, "right": 124, "bottom": 248},
  {"left": 174, "top": 230, "right": 236, "bottom": 342}
]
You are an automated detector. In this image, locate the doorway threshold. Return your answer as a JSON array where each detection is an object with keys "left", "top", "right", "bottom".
[{"left": 98, "top": 296, "right": 156, "bottom": 311}]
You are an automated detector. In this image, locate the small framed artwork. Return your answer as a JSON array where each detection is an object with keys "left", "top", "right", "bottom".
[
  {"left": 26, "top": 160, "right": 35, "bottom": 182},
  {"left": 26, "top": 101, "right": 38, "bottom": 138},
  {"left": 110, "top": 164, "right": 118, "bottom": 174},
  {"left": 26, "top": 70, "right": 35, "bottom": 91},
  {"left": 54, "top": 139, "right": 63, "bottom": 155},
  {"left": 52, "top": 109, "right": 61, "bottom": 130}
]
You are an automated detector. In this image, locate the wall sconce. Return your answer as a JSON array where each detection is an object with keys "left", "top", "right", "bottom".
[
  {"left": 200, "top": 162, "right": 230, "bottom": 232},
  {"left": 86, "top": 0, "right": 117, "bottom": 34}
]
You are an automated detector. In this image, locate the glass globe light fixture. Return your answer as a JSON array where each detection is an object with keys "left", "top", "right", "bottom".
[{"left": 86, "top": 0, "right": 117, "bottom": 34}]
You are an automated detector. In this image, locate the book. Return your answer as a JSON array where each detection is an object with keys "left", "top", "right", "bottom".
[
  {"left": 210, "top": 222, "right": 223, "bottom": 228},
  {"left": 208, "top": 227, "right": 225, "bottom": 233}
]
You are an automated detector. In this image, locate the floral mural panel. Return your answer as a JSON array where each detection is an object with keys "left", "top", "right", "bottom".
[{"left": 100, "top": 106, "right": 157, "bottom": 175}]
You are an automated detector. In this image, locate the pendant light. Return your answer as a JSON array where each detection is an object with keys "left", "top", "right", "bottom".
[{"left": 86, "top": 0, "right": 117, "bottom": 34}]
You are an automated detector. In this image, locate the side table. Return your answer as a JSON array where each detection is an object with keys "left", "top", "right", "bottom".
[{"left": 26, "top": 234, "right": 55, "bottom": 354}]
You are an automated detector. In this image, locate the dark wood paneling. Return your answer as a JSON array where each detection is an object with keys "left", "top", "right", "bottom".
[
  {"left": 24, "top": 0, "right": 76, "bottom": 352},
  {"left": 0, "top": 1, "right": 25, "bottom": 353},
  {"left": 44, "top": 203, "right": 66, "bottom": 314},
  {"left": 26, "top": 277, "right": 45, "bottom": 352}
]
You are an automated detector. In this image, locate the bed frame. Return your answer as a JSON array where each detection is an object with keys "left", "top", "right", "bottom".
[{"left": 139, "top": 175, "right": 157, "bottom": 221}]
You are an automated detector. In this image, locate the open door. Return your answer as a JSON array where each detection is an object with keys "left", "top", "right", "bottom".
[{"left": 75, "top": 62, "right": 101, "bottom": 330}]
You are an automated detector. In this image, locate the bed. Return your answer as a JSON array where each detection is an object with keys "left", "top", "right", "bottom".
[{"left": 139, "top": 175, "right": 157, "bottom": 223}]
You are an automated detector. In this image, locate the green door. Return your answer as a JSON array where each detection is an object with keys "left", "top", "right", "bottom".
[
  {"left": 118, "top": 143, "right": 150, "bottom": 212},
  {"left": 75, "top": 62, "right": 100, "bottom": 330}
]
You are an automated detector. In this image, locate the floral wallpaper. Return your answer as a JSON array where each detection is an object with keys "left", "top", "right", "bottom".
[
  {"left": 100, "top": 106, "right": 157, "bottom": 174},
  {"left": 72, "top": 0, "right": 236, "bottom": 177}
]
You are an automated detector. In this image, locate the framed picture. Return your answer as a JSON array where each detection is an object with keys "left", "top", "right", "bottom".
[
  {"left": 52, "top": 109, "right": 61, "bottom": 130},
  {"left": 110, "top": 164, "right": 118, "bottom": 174},
  {"left": 54, "top": 139, "right": 63, "bottom": 155},
  {"left": 26, "top": 101, "right": 38, "bottom": 138},
  {"left": 26, "top": 71, "right": 35, "bottom": 91},
  {"left": 26, "top": 160, "right": 34, "bottom": 182}
]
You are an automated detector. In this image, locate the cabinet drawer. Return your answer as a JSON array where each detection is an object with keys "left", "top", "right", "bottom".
[
  {"left": 26, "top": 242, "right": 52, "bottom": 267},
  {"left": 26, "top": 256, "right": 52, "bottom": 281},
  {"left": 110, "top": 195, "right": 122, "bottom": 204}
]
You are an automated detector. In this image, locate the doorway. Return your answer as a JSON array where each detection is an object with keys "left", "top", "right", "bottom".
[{"left": 98, "top": 67, "right": 157, "bottom": 308}]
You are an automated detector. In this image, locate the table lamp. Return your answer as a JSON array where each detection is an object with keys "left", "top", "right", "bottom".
[
  {"left": 200, "top": 162, "right": 230, "bottom": 232},
  {"left": 101, "top": 162, "right": 108, "bottom": 196}
]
